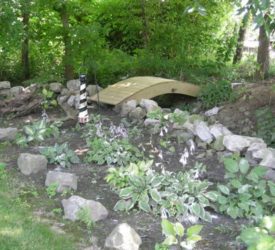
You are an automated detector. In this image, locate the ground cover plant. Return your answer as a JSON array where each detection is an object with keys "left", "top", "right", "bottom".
[{"left": 0, "top": 163, "right": 75, "bottom": 250}]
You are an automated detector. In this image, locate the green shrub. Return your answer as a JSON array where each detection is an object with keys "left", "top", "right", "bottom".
[{"left": 199, "top": 80, "right": 235, "bottom": 109}]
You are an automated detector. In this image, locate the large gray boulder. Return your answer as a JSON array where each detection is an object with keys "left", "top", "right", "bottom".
[
  {"left": 120, "top": 100, "right": 137, "bottom": 117},
  {"left": 0, "top": 81, "right": 11, "bottom": 90},
  {"left": 140, "top": 99, "right": 159, "bottom": 113},
  {"left": 17, "top": 153, "right": 48, "bottom": 175},
  {"left": 105, "top": 223, "right": 142, "bottom": 250},
  {"left": 67, "top": 79, "right": 80, "bottom": 92},
  {"left": 129, "top": 107, "right": 146, "bottom": 120},
  {"left": 260, "top": 148, "right": 275, "bottom": 169},
  {"left": 223, "top": 135, "right": 265, "bottom": 152},
  {"left": 67, "top": 95, "right": 76, "bottom": 107},
  {"left": 10, "top": 86, "right": 24, "bottom": 97},
  {"left": 209, "top": 124, "right": 232, "bottom": 139},
  {"left": 49, "top": 82, "right": 63, "bottom": 93},
  {"left": 62, "top": 195, "right": 108, "bottom": 222},
  {"left": 194, "top": 121, "right": 213, "bottom": 143},
  {"left": 45, "top": 171, "right": 77, "bottom": 192},
  {"left": 86, "top": 85, "right": 102, "bottom": 97},
  {"left": 0, "top": 127, "right": 18, "bottom": 141}
]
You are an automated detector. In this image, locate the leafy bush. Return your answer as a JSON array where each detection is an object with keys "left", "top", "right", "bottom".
[
  {"left": 214, "top": 156, "right": 275, "bottom": 219},
  {"left": 112, "top": 161, "right": 216, "bottom": 222},
  {"left": 239, "top": 216, "right": 275, "bottom": 250},
  {"left": 16, "top": 120, "right": 61, "bottom": 147},
  {"left": 85, "top": 138, "right": 144, "bottom": 166},
  {"left": 199, "top": 80, "right": 235, "bottom": 109},
  {"left": 155, "top": 219, "right": 203, "bottom": 250},
  {"left": 40, "top": 143, "right": 80, "bottom": 168},
  {"left": 41, "top": 88, "right": 58, "bottom": 110},
  {"left": 255, "top": 107, "right": 275, "bottom": 147}
]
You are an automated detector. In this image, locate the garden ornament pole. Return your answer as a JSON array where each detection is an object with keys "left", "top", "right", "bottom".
[{"left": 78, "top": 74, "right": 89, "bottom": 124}]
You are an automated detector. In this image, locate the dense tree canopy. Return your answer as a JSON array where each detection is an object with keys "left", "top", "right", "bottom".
[{"left": 0, "top": 0, "right": 274, "bottom": 85}]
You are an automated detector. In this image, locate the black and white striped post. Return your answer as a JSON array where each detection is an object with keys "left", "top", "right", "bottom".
[{"left": 78, "top": 74, "right": 89, "bottom": 124}]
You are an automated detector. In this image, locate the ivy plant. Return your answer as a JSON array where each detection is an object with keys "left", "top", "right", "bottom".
[{"left": 214, "top": 156, "right": 275, "bottom": 219}]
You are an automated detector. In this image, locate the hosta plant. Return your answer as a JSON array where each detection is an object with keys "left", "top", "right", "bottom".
[
  {"left": 155, "top": 219, "right": 203, "bottom": 250},
  {"left": 16, "top": 120, "right": 61, "bottom": 146},
  {"left": 239, "top": 216, "right": 275, "bottom": 250},
  {"left": 214, "top": 156, "right": 275, "bottom": 219},
  {"left": 40, "top": 143, "right": 80, "bottom": 168},
  {"left": 85, "top": 137, "right": 144, "bottom": 166},
  {"left": 112, "top": 161, "right": 216, "bottom": 222}
]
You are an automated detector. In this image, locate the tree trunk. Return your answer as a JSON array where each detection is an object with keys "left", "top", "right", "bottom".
[
  {"left": 140, "top": 0, "right": 149, "bottom": 47},
  {"left": 60, "top": 6, "right": 74, "bottom": 81},
  {"left": 256, "top": 23, "right": 270, "bottom": 79},
  {"left": 233, "top": 13, "right": 250, "bottom": 64},
  {"left": 21, "top": 2, "right": 30, "bottom": 80}
]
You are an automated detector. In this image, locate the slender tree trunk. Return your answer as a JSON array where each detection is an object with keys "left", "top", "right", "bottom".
[
  {"left": 140, "top": 0, "right": 149, "bottom": 47},
  {"left": 21, "top": 2, "right": 30, "bottom": 80},
  {"left": 233, "top": 13, "right": 250, "bottom": 64},
  {"left": 60, "top": 6, "right": 74, "bottom": 81},
  {"left": 256, "top": 23, "right": 270, "bottom": 79}
]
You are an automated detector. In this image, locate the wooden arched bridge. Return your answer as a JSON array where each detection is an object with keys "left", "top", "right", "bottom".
[{"left": 89, "top": 76, "right": 200, "bottom": 106}]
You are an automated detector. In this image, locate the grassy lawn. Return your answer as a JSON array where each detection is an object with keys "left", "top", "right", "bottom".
[{"left": 0, "top": 164, "right": 75, "bottom": 250}]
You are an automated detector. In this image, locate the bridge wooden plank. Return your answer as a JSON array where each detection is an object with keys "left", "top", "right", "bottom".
[{"left": 89, "top": 76, "right": 200, "bottom": 106}]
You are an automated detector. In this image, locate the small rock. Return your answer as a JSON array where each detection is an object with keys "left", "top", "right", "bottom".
[
  {"left": 17, "top": 153, "right": 48, "bottom": 175},
  {"left": 0, "top": 81, "right": 11, "bottom": 90},
  {"left": 61, "top": 88, "right": 70, "bottom": 96},
  {"left": 209, "top": 124, "right": 232, "bottom": 139},
  {"left": 62, "top": 195, "right": 108, "bottom": 222},
  {"left": 10, "top": 86, "right": 24, "bottom": 97},
  {"left": 0, "top": 89, "right": 11, "bottom": 97},
  {"left": 57, "top": 95, "right": 69, "bottom": 105},
  {"left": 45, "top": 171, "right": 77, "bottom": 192},
  {"left": 67, "top": 95, "right": 76, "bottom": 107},
  {"left": 223, "top": 135, "right": 264, "bottom": 152},
  {"left": 205, "top": 106, "right": 221, "bottom": 116},
  {"left": 67, "top": 79, "right": 80, "bottom": 92},
  {"left": 0, "top": 127, "right": 18, "bottom": 141},
  {"left": 265, "top": 169, "right": 275, "bottom": 181},
  {"left": 74, "top": 94, "right": 80, "bottom": 109},
  {"left": 247, "top": 142, "right": 267, "bottom": 160},
  {"left": 105, "top": 223, "right": 142, "bottom": 250},
  {"left": 139, "top": 99, "right": 159, "bottom": 113},
  {"left": 120, "top": 100, "right": 137, "bottom": 117},
  {"left": 86, "top": 85, "right": 102, "bottom": 96},
  {"left": 129, "top": 107, "right": 146, "bottom": 120},
  {"left": 49, "top": 82, "right": 63, "bottom": 93},
  {"left": 144, "top": 118, "right": 161, "bottom": 127},
  {"left": 260, "top": 148, "right": 275, "bottom": 169},
  {"left": 194, "top": 121, "right": 213, "bottom": 143}
]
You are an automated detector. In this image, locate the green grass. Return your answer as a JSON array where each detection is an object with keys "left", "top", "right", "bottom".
[{"left": 0, "top": 166, "right": 75, "bottom": 250}]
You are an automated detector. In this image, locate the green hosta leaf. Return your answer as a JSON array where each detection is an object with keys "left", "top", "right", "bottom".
[
  {"left": 227, "top": 206, "right": 240, "bottom": 219},
  {"left": 174, "top": 223, "right": 184, "bottom": 237},
  {"left": 247, "top": 166, "right": 267, "bottom": 182},
  {"left": 151, "top": 175, "right": 164, "bottom": 188},
  {"left": 163, "top": 235, "right": 177, "bottom": 246},
  {"left": 238, "top": 184, "right": 252, "bottom": 194},
  {"left": 239, "top": 228, "right": 261, "bottom": 246},
  {"left": 262, "top": 216, "right": 275, "bottom": 233},
  {"left": 268, "top": 181, "right": 275, "bottom": 196},
  {"left": 138, "top": 193, "right": 150, "bottom": 212},
  {"left": 239, "top": 158, "right": 250, "bottom": 174},
  {"left": 24, "top": 126, "right": 34, "bottom": 136},
  {"left": 217, "top": 185, "right": 230, "bottom": 195},
  {"left": 186, "top": 234, "right": 202, "bottom": 244},
  {"left": 230, "top": 179, "right": 242, "bottom": 188},
  {"left": 187, "top": 225, "right": 203, "bottom": 237},
  {"left": 119, "top": 187, "right": 133, "bottom": 199},
  {"left": 217, "top": 194, "right": 227, "bottom": 205},
  {"left": 149, "top": 189, "right": 162, "bottom": 203},
  {"left": 161, "top": 219, "right": 175, "bottom": 236},
  {"left": 204, "top": 191, "right": 219, "bottom": 201},
  {"left": 224, "top": 158, "right": 239, "bottom": 173},
  {"left": 129, "top": 175, "right": 144, "bottom": 188},
  {"left": 114, "top": 200, "right": 128, "bottom": 211}
]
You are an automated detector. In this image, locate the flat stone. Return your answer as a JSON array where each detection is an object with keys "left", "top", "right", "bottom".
[
  {"left": 0, "top": 127, "right": 18, "bottom": 141},
  {"left": 194, "top": 121, "right": 213, "bottom": 143},
  {"left": 105, "top": 223, "right": 142, "bottom": 250},
  {"left": 62, "top": 195, "right": 108, "bottom": 222},
  {"left": 57, "top": 95, "right": 69, "bottom": 105},
  {"left": 223, "top": 135, "right": 264, "bottom": 152},
  {"left": 45, "top": 171, "right": 77, "bottom": 192},
  {"left": 260, "top": 148, "right": 275, "bottom": 169},
  {"left": 0, "top": 81, "right": 11, "bottom": 90},
  {"left": 10, "top": 86, "right": 24, "bottom": 96},
  {"left": 17, "top": 153, "right": 47, "bottom": 175}
]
